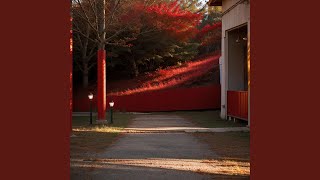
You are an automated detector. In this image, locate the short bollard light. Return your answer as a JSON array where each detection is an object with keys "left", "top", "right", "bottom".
[
  {"left": 88, "top": 93, "right": 94, "bottom": 125},
  {"left": 109, "top": 101, "right": 114, "bottom": 124}
]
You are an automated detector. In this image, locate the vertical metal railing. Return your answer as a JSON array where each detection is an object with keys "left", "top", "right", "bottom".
[{"left": 227, "top": 90, "right": 248, "bottom": 120}]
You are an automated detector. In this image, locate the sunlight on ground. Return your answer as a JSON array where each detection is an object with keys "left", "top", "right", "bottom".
[
  {"left": 122, "top": 127, "right": 249, "bottom": 133},
  {"left": 71, "top": 158, "right": 250, "bottom": 176},
  {"left": 73, "top": 126, "right": 122, "bottom": 133}
]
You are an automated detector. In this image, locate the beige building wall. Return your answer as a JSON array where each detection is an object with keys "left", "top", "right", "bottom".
[{"left": 219, "top": 0, "right": 250, "bottom": 125}]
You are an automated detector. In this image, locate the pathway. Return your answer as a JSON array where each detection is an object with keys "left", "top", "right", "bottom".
[{"left": 71, "top": 114, "right": 249, "bottom": 179}]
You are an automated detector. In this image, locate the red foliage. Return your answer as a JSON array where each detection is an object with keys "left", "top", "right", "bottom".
[
  {"left": 120, "top": 3, "right": 144, "bottom": 28},
  {"left": 198, "top": 22, "right": 222, "bottom": 39},
  {"left": 197, "top": 22, "right": 222, "bottom": 46},
  {"left": 144, "top": 1, "right": 203, "bottom": 41},
  {"left": 119, "top": 1, "right": 202, "bottom": 45}
]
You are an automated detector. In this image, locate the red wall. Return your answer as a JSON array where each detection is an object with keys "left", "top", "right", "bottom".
[{"left": 73, "top": 85, "right": 221, "bottom": 112}]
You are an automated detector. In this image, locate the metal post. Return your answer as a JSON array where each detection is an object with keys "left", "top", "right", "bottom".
[
  {"left": 110, "top": 107, "right": 113, "bottom": 124},
  {"left": 90, "top": 100, "right": 93, "bottom": 125}
]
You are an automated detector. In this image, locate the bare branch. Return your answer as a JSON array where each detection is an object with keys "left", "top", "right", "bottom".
[
  {"left": 74, "top": 59, "right": 84, "bottom": 72},
  {"left": 75, "top": 33, "right": 84, "bottom": 51},
  {"left": 104, "top": 29, "right": 124, "bottom": 42},
  {"left": 88, "top": 61, "right": 97, "bottom": 70},
  {"left": 72, "top": 28, "right": 98, "bottom": 44},
  {"left": 74, "top": 0, "right": 99, "bottom": 36},
  {"left": 88, "top": 44, "right": 97, "bottom": 59},
  {"left": 87, "top": 0, "right": 99, "bottom": 31},
  {"left": 83, "top": 23, "right": 91, "bottom": 56}
]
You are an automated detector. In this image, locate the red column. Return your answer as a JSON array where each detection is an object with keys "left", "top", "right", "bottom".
[
  {"left": 97, "top": 49, "right": 106, "bottom": 120},
  {"left": 70, "top": 16, "right": 73, "bottom": 132}
]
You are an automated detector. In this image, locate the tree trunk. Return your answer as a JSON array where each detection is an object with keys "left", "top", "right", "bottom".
[
  {"left": 130, "top": 55, "right": 139, "bottom": 77},
  {"left": 82, "top": 62, "right": 89, "bottom": 88}
]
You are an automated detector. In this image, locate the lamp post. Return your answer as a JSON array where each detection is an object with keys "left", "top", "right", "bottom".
[
  {"left": 109, "top": 101, "right": 114, "bottom": 124},
  {"left": 88, "top": 93, "right": 94, "bottom": 125}
]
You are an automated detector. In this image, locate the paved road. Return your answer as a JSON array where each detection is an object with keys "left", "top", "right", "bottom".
[{"left": 71, "top": 114, "right": 246, "bottom": 179}]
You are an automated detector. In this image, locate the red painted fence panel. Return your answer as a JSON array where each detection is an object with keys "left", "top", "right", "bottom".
[
  {"left": 227, "top": 91, "right": 248, "bottom": 120},
  {"left": 73, "top": 85, "right": 221, "bottom": 112}
]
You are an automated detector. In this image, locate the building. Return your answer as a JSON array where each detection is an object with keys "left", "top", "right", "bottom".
[{"left": 209, "top": 0, "right": 250, "bottom": 126}]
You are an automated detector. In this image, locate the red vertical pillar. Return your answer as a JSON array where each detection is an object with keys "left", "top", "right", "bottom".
[
  {"left": 70, "top": 16, "right": 73, "bottom": 132},
  {"left": 97, "top": 49, "right": 106, "bottom": 120}
]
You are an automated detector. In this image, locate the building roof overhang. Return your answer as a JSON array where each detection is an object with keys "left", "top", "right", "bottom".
[{"left": 208, "top": 0, "right": 222, "bottom": 6}]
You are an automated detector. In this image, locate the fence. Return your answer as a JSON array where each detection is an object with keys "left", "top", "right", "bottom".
[{"left": 73, "top": 85, "right": 221, "bottom": 112}]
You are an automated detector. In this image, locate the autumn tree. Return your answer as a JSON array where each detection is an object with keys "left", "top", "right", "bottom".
[
  {"left": 109, "top": 1, "right": 203, "bottom": 77},
  {"left": 72, "top": 0, "right": 221, "bottom": 84},
  {"left": 72, "top": 0, "right": 138, "bottom": 88},
  {"left": 196, "top": 4, "right": 222, "bottom": 54},
  {"left": 178, "top": 0, "right": 208, "bottom": 13}
]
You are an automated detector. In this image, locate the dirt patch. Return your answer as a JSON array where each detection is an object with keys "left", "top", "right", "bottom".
[
  {"left": 70, "top": 131, "right": 120, "bottom": 159},
  {"left": 193, "top": 132, "right": 250, "bottom": 161},
  {"left": 193, "top": 132, "right": 250, "bottom": 178}
]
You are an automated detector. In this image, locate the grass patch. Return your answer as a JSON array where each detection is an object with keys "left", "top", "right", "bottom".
[
  {"left": 70, "top": 112, "right": 133, "bottom": 159},
  {"left": 171, "top": 110, "right": 247, "bottom": 128},
  {"left": 72, "top": 112, "right": 132, "bottom": 128}
]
